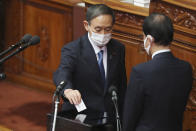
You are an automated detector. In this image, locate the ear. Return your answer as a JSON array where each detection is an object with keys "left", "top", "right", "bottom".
[
  {"left": 147, "top": 35, "right": 154, "bottom": 43},
  {"left": 83, "top": 20, "right": 89, "bottom": 32}
]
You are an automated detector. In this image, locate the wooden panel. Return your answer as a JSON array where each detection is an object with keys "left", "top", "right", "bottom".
[
  {"left": 73, "top": 6, "right": 86, "bottom": 40},
  {"left": 4, "top": 0, "right": 73, "bottom": 91},
  {"left": 150, "top": 0, "right": 196, "bottom": 51},
  {"left": 23, "top": 0, "right": 72, "bottom": 79},
  {"left": 4, "top": 0, "right": 23, "bottom": 73}
]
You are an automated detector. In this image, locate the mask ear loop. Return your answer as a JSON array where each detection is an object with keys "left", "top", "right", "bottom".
[
  {"left": 145, "top": 35, "right": 154, "bottom": 55},
  {"left": 147, "top": 35, "right": 153, "bottom": 43}
]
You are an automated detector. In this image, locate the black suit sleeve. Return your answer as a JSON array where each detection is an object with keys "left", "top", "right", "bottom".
[
  {"left": 123, "top": 67, "right": 144, "bottom": 131},
  {"left": 53, "top": 44, "right": 77, "bottom": 98}
]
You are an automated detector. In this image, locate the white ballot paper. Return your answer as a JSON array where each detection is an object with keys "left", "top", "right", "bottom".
[
  {"left": 75, "top": 99, "right": 87, "bottom": 112},
  {"left": 75, "top": 114, "right": 87, "bottom": 123}
]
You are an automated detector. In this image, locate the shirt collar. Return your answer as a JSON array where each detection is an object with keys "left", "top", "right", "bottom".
[{"left": 152, "top": 49, "right": 171, "bottom": 59}]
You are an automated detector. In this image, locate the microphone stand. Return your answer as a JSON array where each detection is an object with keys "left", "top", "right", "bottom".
[
  {"left": 0, "top": 45, "right": 29, "bottom": 79},
  {"left": 0, "top": 43, "right": 21, "bottom": 57},
  {"left": 0, "top": 43, "right": 23, "bottom": 80},
  {"left": 0, "top": 44, "right": 29, "bottom": 65},
  {"left": 112, "top": 95, "right": 121, "bottom": 131},
  {"left": 51, "top": 93, "right": 60, "bottom": 131}
]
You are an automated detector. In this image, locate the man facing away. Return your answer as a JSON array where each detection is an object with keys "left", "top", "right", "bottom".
[
  {"left": 123, "top": 13, "right": 193, "bottom": 131},
  {"left": 53, "top": 4, "right": 127, "bottom": 118}
]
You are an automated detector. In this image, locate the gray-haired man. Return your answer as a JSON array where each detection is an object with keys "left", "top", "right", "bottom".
[{"left": 53, "top": 4, "right": 127, "bottom": 118}]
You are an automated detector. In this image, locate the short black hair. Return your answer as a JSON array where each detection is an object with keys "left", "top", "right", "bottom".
[
  {"left": 86, "top": 4, "right": 115, "bottom": 25},
  {"left": 143, "top": 13, "right": 174, "bottom": 46}
]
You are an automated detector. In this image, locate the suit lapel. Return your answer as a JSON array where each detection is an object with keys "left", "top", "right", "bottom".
[
  {"left": 81, "top": 34, "right": 103, "bottom": 83},
  {"left": 81, "top": 35, "right": 118, "bottom": 92}
]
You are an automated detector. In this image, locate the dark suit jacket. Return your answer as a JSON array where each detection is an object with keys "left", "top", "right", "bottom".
[
  {"left": 123, "top": 52, "right": 193, "bottom": 131},
  {"left": 53, "top": 34, "right": 127, "bottom": 115}
]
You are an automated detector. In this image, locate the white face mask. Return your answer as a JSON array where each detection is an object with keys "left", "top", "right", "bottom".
[
  {"left": 90, "top": 31, "right": 112, "bottom": 47},
  {"left": 144, "top": 35, "right": 152, "bottom": 55}
]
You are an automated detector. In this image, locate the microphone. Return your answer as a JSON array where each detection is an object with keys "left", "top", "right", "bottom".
[
  {"left": 0, "top": 34, "right": 32, "bottom": 57},
  {"left": 0, "top": 35, "right": 40, "bottom": 64},
  {"left": 17, "top": 35, "right": 40, "bottom": 51},
  {"left": 108, "top": 85, "right": 121, "bottom": 131},
  {"left": 27, "top": 35, "right": 40, "bottom": 46},
  {"left": 52, "top": 80, "right": 67, "bottom": 131},
  {"left": 21, "top": 35, "right": 40, "bottom": 48},
  {"left": 54, "top": 80, "right": 67, "bottom": 96},
  {"left": 109, "top": 85, "right": 118, "bottom": 101},
  {"left": 17, "top": 34, "right": 32, "bottom": 46},
  {"left": 0, "top": 73, "right": 6, "bottom": 80}
]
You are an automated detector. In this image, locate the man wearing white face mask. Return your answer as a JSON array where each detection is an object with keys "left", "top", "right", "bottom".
[
  {"left": 123, "top": 13, "right": 193, "bottom": 131},
  {"left": 53, "top": 4, "right": 127, "bottom": 118}
]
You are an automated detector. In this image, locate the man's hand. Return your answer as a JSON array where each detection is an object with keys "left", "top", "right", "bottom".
[{"left": 64, "top": 89, "right": 81, "bottom": 105}]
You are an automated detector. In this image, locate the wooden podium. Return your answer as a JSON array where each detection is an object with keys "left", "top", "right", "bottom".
[{"left": 47, "top": 110, "right": 115, "bottom": 131}]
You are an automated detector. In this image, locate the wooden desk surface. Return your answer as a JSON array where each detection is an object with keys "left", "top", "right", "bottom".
[{"left": 49, "top": 0, "right": 84, "bottom": 6}]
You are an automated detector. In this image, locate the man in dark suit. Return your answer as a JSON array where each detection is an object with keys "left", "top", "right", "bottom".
[
  {"left": 53, "top": 4, "right": 126, "bottom": 116},
  {"left": 123, "top": 13, "right": 193, "bottom": 131}
]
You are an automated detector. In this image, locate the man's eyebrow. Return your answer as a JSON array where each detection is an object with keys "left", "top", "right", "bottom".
[
  {"left": 94, "top": 26, "right": 112, "bottom": 28},
  {"left": 94, "top": 27, "right": 102, "bottom": 29},
  {"left": 94, "top": 26, "right": 101, "bottom": 28}
]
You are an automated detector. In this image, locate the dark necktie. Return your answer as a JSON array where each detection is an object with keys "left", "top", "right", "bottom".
[{"left": 98, "top": 50, "right": 105, "bottom": 82}]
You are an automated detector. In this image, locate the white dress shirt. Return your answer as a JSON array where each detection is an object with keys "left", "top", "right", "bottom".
[
  {"left": 152, "top": 49, "right": 171, "bottom": 59},
  {"left": 88, "top": 33, "right": 107, "bottom": 77}
]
